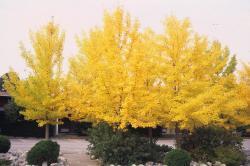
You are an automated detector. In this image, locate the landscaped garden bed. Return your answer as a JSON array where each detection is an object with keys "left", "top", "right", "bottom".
[
  {"left": 0, "top": 135, "right": 69, "bottom": 166},
  {"left": 0, "top": 151, "right": 69, "bottom": 166},
  {"left": 88, "top": 124, "right": 247, "bottom": 166}
]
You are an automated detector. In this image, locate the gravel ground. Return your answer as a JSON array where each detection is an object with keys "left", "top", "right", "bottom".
[
  {"left": 9, "top": 138, "right": 250, "bottom": 166},
  {"left": 10, "top": 138, "right": 98, "bottom": 166}
]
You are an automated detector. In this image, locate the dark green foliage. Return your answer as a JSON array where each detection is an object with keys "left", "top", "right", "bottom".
[
  {"left": 26, "top": 140, "right": 60, "bottom": 166},
  {"left": 0, "top": 77, "right": 3, "bottom": 91},
  {"left": 4, "top": 99, "right": 24, "bottom": 123},
  {"left": 0, "top": 159, "right": 11, "bottom": 166},
  {"left": 237, "top": 125, "right": 250, "bottom": 137},
  {"left": 163, "top": 149, "right": 191, "bottom": 166},
  {"left": 128, "top": 126, "right": 163, "bottom": 138},
  {"left": 223, "top": 55, "right": 237, "bottom": 76},
  {"left": 61, "top": 120, "right": 92, "bottom": 136},
  {"left": 0, "top": 96, "right": 46, "bottom": 138},
  {"left": 0, "top": 135, "right": 11, "bottom": 153},
  {"left": 214, "top": 146, "right": 246, "bottom": 166},
  {"left": 179, "top": 126, "right": 245, "bottom": 164},
  {"left": 87, "top": 123, "right": 172, "bottom": 165}
]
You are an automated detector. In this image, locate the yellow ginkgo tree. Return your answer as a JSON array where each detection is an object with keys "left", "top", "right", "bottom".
[
  {"left": 156, "top": 16, "right": 247, "bottom": 131},
  {"left": 67, "top": 8, "right": 247, "bottom": 135},
  {"left": 238, "top": 63, "right": 250, "bottom": 125},
  {"left": 4, "top": 21, "right": 67, "bottom": 139},
  {"left": 67, "top": 8, "right": 161, "bottom": 130}
]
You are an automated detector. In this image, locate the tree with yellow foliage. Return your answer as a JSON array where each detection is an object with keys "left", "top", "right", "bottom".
[
  {"left": 67, "top": 8, "right": 246, "bottom": 135},
  {"left": 156, "top": 16, "right": 246, "bottom": 131},
  {"left": 4, "top": 21, "right": 67, "bottom": 139},
  {"left": 238, "top": 63, "right": 250, "bottom": 125},
  {"left": 66, "top": 9, "right": 248, "bottom": 141},
  {"left": 67, "top": 8, "right": 162, "bottom": 131}
]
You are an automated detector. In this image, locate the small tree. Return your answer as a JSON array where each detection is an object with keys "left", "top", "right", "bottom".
[{"left": 4, "top": 21, "right": 67, "bottom": 139}]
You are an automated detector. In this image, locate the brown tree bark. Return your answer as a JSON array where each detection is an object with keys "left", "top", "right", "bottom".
[
  {"left": 175, "top": 123, "right": 181, "bottom": 148},
  {"left": 148, "top": 127, "right": 153, "bottom": 144},
  {"left": 45, "top": 124, "right": 50, "bottom": 140}
]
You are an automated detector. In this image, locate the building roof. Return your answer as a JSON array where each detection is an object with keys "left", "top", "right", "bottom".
[{"left": 0, "top": 91, "right": 10, "bottom": 97}]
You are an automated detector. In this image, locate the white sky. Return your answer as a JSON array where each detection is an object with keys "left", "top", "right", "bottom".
[{"left": 0, "top": 0, "right": 250, "bottom": 76}]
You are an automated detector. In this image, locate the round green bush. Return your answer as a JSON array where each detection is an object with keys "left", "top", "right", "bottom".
[
  {"left": 178, "top": 126, "right": 244, "bottom": 162},
  {"left": 26, "top": 140, "right": 60, "bottom": 165},
  {"left": 0, "top": 135, "right": 11, "bottom": 153},
  {"left": 214, "top": 146, "right": 246, "bottom": 166},
  {"left": 164, "top": 149, "right": 191, "bottom": 166},
  {"left": 88, "top": 123, "right": 173, "bottom": 165}
]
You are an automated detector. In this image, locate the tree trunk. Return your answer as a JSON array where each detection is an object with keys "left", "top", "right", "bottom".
[
  {"left": 175, "top": 123, "right": 181, "bottom": 148},
  {"left": 45, "top": 124, "right": 49, "bottom": 140},
  {"left": 148, "top": 127, "right": 153, "bottom": 144},
  {"left": 54, "top": 119, "right": 59, "bottom": 136}
]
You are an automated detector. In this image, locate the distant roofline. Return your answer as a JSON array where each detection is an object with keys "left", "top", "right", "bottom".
[{"left": 0, "top": 91, "right": 10, "bottom": 97}]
